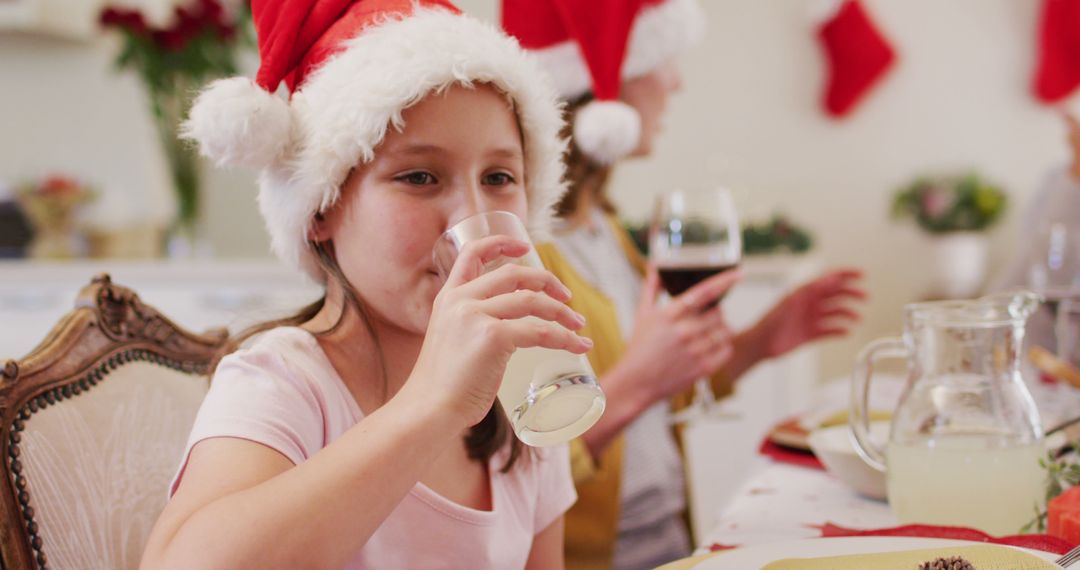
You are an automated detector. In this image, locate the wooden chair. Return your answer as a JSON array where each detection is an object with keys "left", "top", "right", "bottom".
[{"left": 0, "top": 274, "right": 227, "bottom": 570}]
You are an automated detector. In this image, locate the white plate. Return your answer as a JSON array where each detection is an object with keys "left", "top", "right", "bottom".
[{"left": 692, "top": 536, "right": 1058, "bottom": 568}]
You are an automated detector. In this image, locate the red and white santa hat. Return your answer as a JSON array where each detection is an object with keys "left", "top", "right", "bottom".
[
  {"left": 501, "top": 0, "right": 704, "bottom": 165},
  {"left": 182, "top": 0, "right": 567, "bottom": 282}
]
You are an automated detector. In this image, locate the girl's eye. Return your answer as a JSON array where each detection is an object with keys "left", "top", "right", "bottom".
[
  {"left": 484, "top": 172, "right": 516, "bottom": 186},
  {"left": 397, "top": 172, "right": 436, "bottom": 185}
]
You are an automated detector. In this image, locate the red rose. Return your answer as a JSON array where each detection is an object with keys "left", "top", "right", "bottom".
[
  {"left": 99, "top": 7, "right": 122, "bottom": 26},
  {"left": 216, "top": 22, "right": 236, "bottom": 41},
  {"left": 152, "top": 28, "right": 188, "bottom": 52},
  {"left": 199, "top": 0, "right": 225, "bottom": 26},
  {"left": 99, "top": 6, "right": 148, "bottom": 36},
  {"left": 172, "top": 5, "right": 201, "bottom": 41}
]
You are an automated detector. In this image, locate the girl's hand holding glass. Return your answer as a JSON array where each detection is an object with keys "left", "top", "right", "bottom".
[
  {"left": 411, "top": 234, "right": 594, "bottom": 431},
  {"left": 431, "top": 211, "right": 606, "bottom": 445}
]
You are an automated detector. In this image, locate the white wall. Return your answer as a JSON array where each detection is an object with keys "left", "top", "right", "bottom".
[
  {"left": 607, "top": 0, "right": 1062, "bottom": 380},
  {"left": 0, "top": 0, "right": 265, "bottom": 257},
  {"left": 0, "top": 0, "right": 1067, "bottom": 379}
]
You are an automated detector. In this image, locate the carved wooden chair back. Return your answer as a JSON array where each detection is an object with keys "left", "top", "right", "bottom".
[{"left": 0, "top": 275, "right": 226, "bottom": 570}]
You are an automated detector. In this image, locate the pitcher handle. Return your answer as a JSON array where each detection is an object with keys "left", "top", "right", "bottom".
[{"left": 851, "top": 337, "right": 906, "bottom": 473}]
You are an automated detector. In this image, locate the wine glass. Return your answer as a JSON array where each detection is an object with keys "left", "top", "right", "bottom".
[
  {"left": 649, "top": 188, "right": 742, "bottom": 422},
  {"left": 1028, "top": 222, "right": 1080, "bottom": 302},
  {"left": 1025, "top": 223, "right": 1080, "bottom": 360},
  {"left": 1021, "top": 222, "right": 1080, "bottom": 426}
]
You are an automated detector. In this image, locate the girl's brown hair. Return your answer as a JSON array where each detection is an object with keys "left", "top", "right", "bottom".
[
  {"left": 556, "top": 93, "right": 619, "bottom": 219},
  {"left": 216, "top": 241, "right": 524, "bottom": 472}
]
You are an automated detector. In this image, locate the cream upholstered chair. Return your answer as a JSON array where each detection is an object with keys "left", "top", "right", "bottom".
[{"left": 0, "top": 274, "right": 226, "bottom": 570}]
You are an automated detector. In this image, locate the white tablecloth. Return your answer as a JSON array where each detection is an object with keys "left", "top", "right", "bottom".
[
  {"left": 699, "top": 462, "right": 898, "bottom": 550},
  {"left": 695, "top": 369, "right": 1077, "bottom": 554}
]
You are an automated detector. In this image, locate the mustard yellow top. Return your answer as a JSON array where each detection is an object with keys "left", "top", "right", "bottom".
[{"left": 537, "top": 215, "right": 730, "bottom": 570}]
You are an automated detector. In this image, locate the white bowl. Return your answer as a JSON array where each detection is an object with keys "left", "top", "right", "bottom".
[{"left": 807, "top": 422, "right": 890, "bottom": 500}]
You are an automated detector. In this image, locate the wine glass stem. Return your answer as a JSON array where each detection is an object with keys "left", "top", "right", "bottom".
[{"left": 694, "top": 378, "right": 716, "bottom": 411}]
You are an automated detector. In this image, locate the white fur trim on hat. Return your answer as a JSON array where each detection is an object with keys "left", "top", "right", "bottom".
[
  {"left": 573, "top": 100, "right": 641, "bottom": 165},
  {"left": 182, "top": 77, "right": 292, "bottom": 170},
  {"left": 530, "top": 0, "right": 705, "bottom": 101},
  {"left": 192, "top": 8, "right": 568, "bottom": 282}
]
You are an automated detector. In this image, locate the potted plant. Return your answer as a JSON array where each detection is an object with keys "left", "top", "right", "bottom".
[
  {"left": 741, "top": 214, "right": 814, "bottom": 255},
  {"left": 624, "top": 214, "right": 814, "bottom": 257},
  {"left": 892, "top": 173, "right": 1007, "bottom": 298},
  {"left": 99, "top": 0, "right": 252, "bottom": 256}
]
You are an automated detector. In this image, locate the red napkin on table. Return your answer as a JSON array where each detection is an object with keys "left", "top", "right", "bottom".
[
  {"left": 758, "top": 437, "right": 824, "bottom": 470},
  {"left": 812, "top": 522, "right": 1076, "bottom": 555}
]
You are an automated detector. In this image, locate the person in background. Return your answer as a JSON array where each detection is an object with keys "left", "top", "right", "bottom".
[
  {"left": 502, "top": 1, "right": 867, "bottom": 568},
  {"left": 142, "top": 1, "right": 587, "bottom": 568},
  {"left": 994, "top": 108, "right": 1080, "bottom": 349}
]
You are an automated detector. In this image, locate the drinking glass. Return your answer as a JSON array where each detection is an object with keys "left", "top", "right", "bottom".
[
  {"left": 649, "top": 188, "right": 742, "bottom": 421},
  {"left": 1024, "top": 223, "right": 1080, "bottom": 349},
  {"left": 1059, "top": 296, "right": 1080, "bottom": 372},
  {"left": 1020, "top": 223, "right": 1080, "bottom": 421},
  {"left": 433, "top": 211, "right": 606, "bottom": 447}
]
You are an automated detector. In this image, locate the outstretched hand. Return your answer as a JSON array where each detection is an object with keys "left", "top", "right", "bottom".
[{"left": 755, "top": 268, "right": 866, "bottom": 359}]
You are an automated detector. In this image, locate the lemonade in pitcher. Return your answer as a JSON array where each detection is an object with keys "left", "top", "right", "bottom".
[{"left": 887, "top": 435, "right": 1044, "bottom": 535}]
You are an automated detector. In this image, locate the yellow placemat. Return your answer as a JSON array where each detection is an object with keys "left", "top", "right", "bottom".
[
  {"left": 655, "top": 544, "right": 1057, "bottom": 570},
  {"left": 654, "top": 551, "right": 719, "bottom": 570},
  {"left": 761, "top": 544, "right": 1055, "bottom": 570}
]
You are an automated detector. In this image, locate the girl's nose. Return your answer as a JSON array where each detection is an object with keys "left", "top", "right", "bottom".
[{"left": 447, "top": 180, "right": 498, "bottom": 228}]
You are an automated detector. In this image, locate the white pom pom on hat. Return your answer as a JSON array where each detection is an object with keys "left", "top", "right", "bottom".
[
  {"left": 182, "top": 77, "right": 292, "bottom": 170},
  {"left": 502, "top": 0, "right": 704, "bottom": 164},
  {"left": 573, "top": 100, "right": 641, "bottom": 165}
]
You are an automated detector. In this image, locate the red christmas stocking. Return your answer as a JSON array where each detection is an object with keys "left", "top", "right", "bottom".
[
  {"left": 1033, "top": 0, "right": 1080, "bottom": 103},
  {"left": 817, "top": 1, "right": 897, "bottom": 118}
]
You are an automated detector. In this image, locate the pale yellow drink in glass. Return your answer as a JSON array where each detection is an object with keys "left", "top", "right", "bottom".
[
  {"left": 434, "top": 211, "right": 606, "bottom": 447},
  {"left": 500, "top": 341, "right": 605, "bottom": 446}
]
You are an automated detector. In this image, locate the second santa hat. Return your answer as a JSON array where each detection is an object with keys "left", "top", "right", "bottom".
[{"left": 502, "top": 0, "right": 704, "bottom": 165}]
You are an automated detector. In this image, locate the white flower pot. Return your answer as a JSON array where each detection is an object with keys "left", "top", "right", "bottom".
[{"left": 929, "top": 232, "right": 989, "bottom": 299}]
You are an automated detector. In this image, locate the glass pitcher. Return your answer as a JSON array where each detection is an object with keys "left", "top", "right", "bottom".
[{"left": 851, "top": 291, "right": 1044, "bottom": 535}]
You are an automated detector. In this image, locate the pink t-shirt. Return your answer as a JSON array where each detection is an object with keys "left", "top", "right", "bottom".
[{"left": 170, "top": 327, "right": 576, "bottom": 569}]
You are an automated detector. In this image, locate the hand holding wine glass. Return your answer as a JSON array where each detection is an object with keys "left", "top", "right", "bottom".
[
  {"left": 649, "top": 188, "right": 743, "bottom": 420},
  {"left": 613, "top": 265, "right": 740, "bottom": 405}
]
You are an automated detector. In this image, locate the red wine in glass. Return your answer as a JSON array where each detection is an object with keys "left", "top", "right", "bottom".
[
  {"left": 650, "top": 189, "right": 742, "bottom": 307},
  {"left": 658, "top": 264, "right": 740, "bottom": 301}
]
